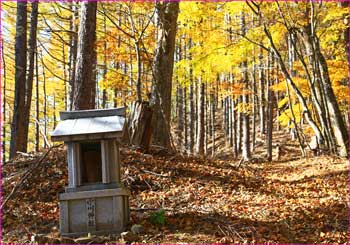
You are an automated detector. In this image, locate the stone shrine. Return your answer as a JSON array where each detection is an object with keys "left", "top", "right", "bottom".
[{"left": 51, "top": 108, "right": 129, "bottom": 237}]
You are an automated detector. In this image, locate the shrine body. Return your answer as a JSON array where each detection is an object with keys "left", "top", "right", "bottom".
[{"left": 51, "top": 108, "right": 129, "bottom": 237}]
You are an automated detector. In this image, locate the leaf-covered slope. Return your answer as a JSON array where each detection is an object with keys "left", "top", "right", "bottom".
[{"left": 2, "top": 144, "right": 348, "bottom": 244}]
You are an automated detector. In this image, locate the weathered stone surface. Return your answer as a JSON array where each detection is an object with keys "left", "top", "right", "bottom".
[{"left": 59, "top": 188, "right": 129, "bottom": 237}]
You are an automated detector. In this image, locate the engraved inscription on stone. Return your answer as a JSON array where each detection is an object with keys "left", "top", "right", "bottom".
[{"left": 86, "top": 198, "right": 96, "bottom": 230}]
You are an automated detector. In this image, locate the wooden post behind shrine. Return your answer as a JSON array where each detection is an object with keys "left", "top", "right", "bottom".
[{"left": 123, "top": 101, "right": 153, "bottom": 151}]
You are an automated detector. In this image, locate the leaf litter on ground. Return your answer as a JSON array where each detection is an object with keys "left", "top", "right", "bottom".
[{"left": 1, "top": 143, "right": 349, "bottom": 244}]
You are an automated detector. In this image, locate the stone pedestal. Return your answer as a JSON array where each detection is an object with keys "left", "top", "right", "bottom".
[{"left": 59, "top": 187, "right": 130, "bottom": 237}]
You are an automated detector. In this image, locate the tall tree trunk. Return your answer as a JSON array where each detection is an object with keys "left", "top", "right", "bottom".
[
  {"left": 35, "top": 46, "right": 40, "bottom": 152},
  {"left": 10, "top": 2, "right": 27, "bottom": 159},
  {"left": 151, "top": 1, "right": 179, "bottom": 148},
  {"left": 53, "top": 95, "right": 57, "bottom": 128},
  {"left": 258, "top": 46, "right": 265, "bottom": 136},
  {"left": 266, "top": 53, "right": 274, "bottom": 161},
  {"left": 69, "top": 2, "right": 79, "bottom": 110},
  {"left": 303, "top": 18, "right": 348, "bottom": 156},
  {"left": 135, "top": 41, "right": 142, "bottom": 102},
  {"left": 183, "top": 87, "right": 188, "bottom": 151},
  {"left": 177, "top": 85, "right": 184, "bottom": 150},
  {"left": 72, "top": 1, "right": 97, "bottom": 110},
  {"left": 262, "top": 23, "right": 324, "bottom": 146},
  {"left": 211, "top": 91, "right": 216, "bottom": 157},
  {"left": 241, "top": 13, "right": 251, "bottom": 161},
  {"left": 189, "top": 82, "right": 195, "bottom": 153},
  {"left": 23, "top": 0, "right": 39, "bottom": 153},
  {"left": 102, "top": 14, "right": 108, "bottom": 108},
  {"left": 252, "top": 57, "right": 257, "bottom": 150},
  {"left": 196, "top": 80, "right": 205, "bottom": 155},
  {"left": 2, "top": 41, "right": 7, "bottom": 162},
  {"left": 41, "top": 51, "right": 48, "bottom": 148}
]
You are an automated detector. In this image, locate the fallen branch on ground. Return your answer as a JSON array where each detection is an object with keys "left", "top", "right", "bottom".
[{"left": 1, "top": 144, "right": 63, "bottom": 211}]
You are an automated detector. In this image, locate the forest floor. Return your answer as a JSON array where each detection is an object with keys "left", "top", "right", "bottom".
[{"left": 2, "top": 130, "right": 349, "bottom": 244}]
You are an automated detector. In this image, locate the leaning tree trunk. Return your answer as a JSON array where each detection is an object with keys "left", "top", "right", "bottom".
[
  {"left": 262, "top": 24, "right": 324, "bottom": 146},
  {"left": 310, "top": 33, "right": 348, "bottom": 156},
  {"left": 10, "top": 2, "right": 27, "bottom": 159},
  {"left": 72, "top": 1, "right": 97, "bottom": 110},
  {"left": 150, "top": 1, "right": 179, "bottom": 149}
]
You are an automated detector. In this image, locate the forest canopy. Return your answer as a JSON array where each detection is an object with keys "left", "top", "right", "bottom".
[{"left": 1, "top": 1, "right": 349, "bottom": 160}]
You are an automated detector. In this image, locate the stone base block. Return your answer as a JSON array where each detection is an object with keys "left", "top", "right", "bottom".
[{"left": 59, "top": 187, "right": 130, "bottom": 237}]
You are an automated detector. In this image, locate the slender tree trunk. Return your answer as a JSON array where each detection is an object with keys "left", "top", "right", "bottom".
[
  {"left": 2, "top": 41, "right": 7, "bottom": 162},
  {"left": 69, "top": 2, "right": 79, "bottom": 110},
  {"left": 102, "top": 14, "right": 108, "bottom": 108},
  {"left": 73, "top": 1, "right": 97, "bottom": 110},
  {"left": 189, "top": 82, "right": 195, "bottom": 153},
  {"left": 211, "top": 91, "right": 216, "bottom": 157},
  {"left": 232, "top": 98, "right": 238, "bottom": 159},
  {"left": 151, "top": 2, "right": 179, "bottom": 148},
  {"left": 304, "top": 15, "right": 349, "bottom": 156},
  {"left": 196, "top": 80, "right": 205, "bottom": 155},
  {"left": 262, "top": 24, "right": 324, "bottom": 145},
  {"left": 241, "top": 13, "right": 251, "bottom": 161},
  {"left": 252, "top": 58, "right": 257, "bottom": 150},
  {"left": 266, "top": 53, "right": 274, "bottom": 161},
  {"left": 42, "top": 53, "right": 48, "bottom": 148},
  {"left": 236, "top": 99, "right": 242, "bottom": 154},
  {"left": 258, "top": 46, "right": 265, "bottom": 136},
  {"left": 22, "top": 1, "right": 38, "bottom": 153},
  {"left": 183, "top": 87, "right": 188, "bottom": 151},
  {"left": 135, "top": 41, "right": 142, "bottom": 102},
  {"left": 53, "top": 95, "right": 57, "bottom": 128},
  {"left": 177, "top": 85, "right": 184, "bottom": 150},
  {"left": 62, "top": 44, "right": 68, "bottom": 110},
  {"left": 10, "top": 2, "right": 27, "bottom": 158},
  {"left": 35, "top": 46, "right": 39, "bottom": 152}
]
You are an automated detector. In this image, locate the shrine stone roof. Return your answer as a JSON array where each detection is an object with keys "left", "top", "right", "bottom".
[{"left": 51, "top": 108, "right": 126, "bottom": 142}]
